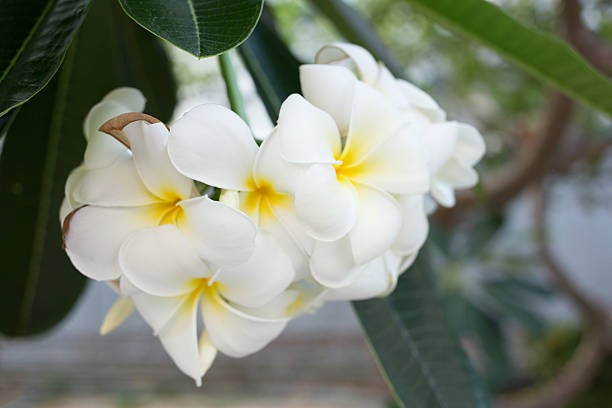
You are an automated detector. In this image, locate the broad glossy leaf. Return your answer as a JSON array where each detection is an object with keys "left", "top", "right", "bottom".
[
  {"left": 0, "top": 0, "right": 91, "bottom": 117},
  {"left": 353, "top": 250, "right": 489, "bottom": 408},
  {"left": 402, "top": 0, "right": 612, "bottom": 116},
  {"left": 238, "top": 7, "right": 301, "bottom": 119},
  {"left": 308, "top": 0, "right": 405, "bottom": 79},
  {"left": 0, "top": 0, "right": 176, "bottom": 337},
  {"left": 118, "top": 0, "right": 264, "bottom": 58}
]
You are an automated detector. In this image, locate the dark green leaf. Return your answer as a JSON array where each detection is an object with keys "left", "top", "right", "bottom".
[
  {"left": 402, "top": 0, "right": 612, "bottom": 116},
  {"left": 354, "top": 249, "right": 490, "bottom": 408},
  {"left": 117, "top": 0, "right": 264, "bottom": 58},
  {"left": 0, "top": 0, "right": 91, "bottom": 117},
  {"left": 238, "top": 7, "right": 301, "bottom": 119},
  {"left": 307, "top": 0, "right": 406, "bottom": 79},
  {"left": 0, "top": 0, "right": 176, "bottom": 337}
]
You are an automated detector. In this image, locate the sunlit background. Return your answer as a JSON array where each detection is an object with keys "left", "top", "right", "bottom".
[{"left": 3, "top": 0, "right": 612, "bottom": 406}]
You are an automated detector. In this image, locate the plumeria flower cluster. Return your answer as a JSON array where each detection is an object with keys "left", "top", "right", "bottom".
[{"left": 61, "top": 43, "right": 485, "bottom": 384}]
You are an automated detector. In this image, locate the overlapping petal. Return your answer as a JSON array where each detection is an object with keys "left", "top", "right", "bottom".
[
  {"left": 315, "top": 42, "right": 379, "bottom": 84},
  {"left": 348, "top": 184, "right": 402, "bottom": 265},
  {"left": 392, "top": 194, "right": 429, "bottom": 256},
  {"left": 119, "top": 225, "right": 210, "bottom": 297},
  {"left": 156, "top": 291, "right": 202, "bottom": 385},
  {"left": 201, "top": 290, "right": 288, "bottom": 358},
  {"left": 169, "top": 104, "right": 258, "bottom": 190},
  {"left": 178, "top": 195, "right": 256, "bottom": 267},
  {"left": 277, "top": 94, "right": 341, "bottom": 164},
  {"left": 124, "top": 121, "right": 194, "bottom": 201},
  {"left": 73, "top": 154, "right": 161, "bottom": 207},
  {"left": 294, "top": 164, "right": 358, "bottom": 242},
  {"left": 344, "top": 123, "right": 429, "bottom": 195},
  {"left": 299, "top": 64, "right": 356, "bottom": 134},
  {"left": 341, "top": 82, "right": 402, "bottom": 166},
  {"left": 215, "top": 231, "right": 294, "bottom": 308},
  {"left": 64, "top": 205, "right": 156, "bottom": 281}
]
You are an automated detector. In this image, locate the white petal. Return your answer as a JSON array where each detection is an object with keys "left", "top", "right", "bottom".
[
  {"left": 315, "top": 42, "right": 379, "bottom": 84},
  {"left": 119, "top": 225, "right": 209, "bottom": 297},
  {"left": 346, "top": 123, "right": 430, "bottom": 195},
  {"left": 397, "top": 79, "right": 446, "bottom": 122},
  {"left": 215, "top": 231, "right": 294, "bottom": 308},
  {"left": 157, "top": 292, "right": 203, "bottom": 385},
  {"left": 253, "top": 129, "right": 306, "bottom": 194},
  {"left": 431, "top": 179, "right": 456, "bottom": 207},
  {"left": 73, "top": 155, "right": 161, "bottom": 207},
  {"left": 198, "top": 330, "right": 217, "bottom": 377},
  {"left": 102, "top": 87, "right": 146, "bottom": 112},
  {"left": 392, "top": 195, "right": 429, "bottom": 256},
  {"left": 374, "top": 64, "right": 410, "bottom": 109},
  {"left": 349, "top": 184, "right": 402, "bottom": 264},
  {"left": 178, "top": 195, "right": 256, "bottom": 267},
  {"left": 310, "top": 237, "right": 364, "bottom": 288},
  {"left": 342, "top": 82, "right": 402, "bottom": 167},
  {"left": 299, "top": 64, "right": 356, "bottom": 134},
  {"left": 132, "top": 292, "right": 186, "bottom": 334},
  {"left": 169, "top": 104, "right": 257, "bottom": 190},
  {"left": 294, "top": 164, "right": 358, "bottom": 242},
  {"left": 437, "top": 157, "right": 479, "bottom": 188},
  {"left": 83, "top": 132, "right": 129, "bottom": 169},
  {"left": 454, "top": 123, "right": 486, "bottom": 166},
  {"left": 64, "top": 205, "right": 156, "bottom": 281},
  {"left": 83, "top": 100, "right": 133, "bottom": 142},
  {"left": 119, "top": 275, "right": 142, "bottom": 296},
  {"left": 263, "top": 201, "right": 313, "bottom": 281},
  {"left": 276, "top": 94, "right": 341, "bottom": 164},
  {"left": 201, "top": 289, "right": 288, "bottom": 358},
  {"left": 124, "top": 121, "right": 194, "bottom": 201},
  {"left": 422, "top": 122, "right": 459, "bottom": 174},
  {"left": 324, "top": 254, "right": 397, "bottom": 301},
  {"left": 99, "top": 297, "right": 135, "bottom": 335}
]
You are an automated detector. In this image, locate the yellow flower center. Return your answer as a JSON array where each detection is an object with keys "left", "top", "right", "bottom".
[{"left": 241, "top": 178, "right": 290, "bottom": 225}]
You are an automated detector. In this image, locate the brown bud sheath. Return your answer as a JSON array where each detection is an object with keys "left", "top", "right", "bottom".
[{"left": 98, "top": 112, "right": 168, "bottom": 149}]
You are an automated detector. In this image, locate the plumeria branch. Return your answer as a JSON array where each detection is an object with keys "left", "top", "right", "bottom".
[
  {"left": 495, "top": 184, "right": 612, "bottom": 408},
  {"left": 218, "top": 51, "right": 249, "bottom": 122}
]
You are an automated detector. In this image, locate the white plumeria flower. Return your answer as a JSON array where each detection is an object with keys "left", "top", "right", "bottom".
[
  {"left": 275, "top": 81, "right": 430, "bottom": 288},
  {"left": 302, "top": 42, "right": 486, "bottom": 208},
  {"left": 62, "top": 108, "right": 295, "bottom": 384},
  {"left": 60, "top": 87, "right": 147, "bottom": 223},
  {"left": 122, "top": 224, "right": 296, "bottom": 386},
  {"left": 168, "top": 104, "right": 314, "bottom": 282}
]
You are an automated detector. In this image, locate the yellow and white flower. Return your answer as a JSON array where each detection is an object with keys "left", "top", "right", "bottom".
[
  {"left": 61, "top": 92, "right": 295, "bottom": 384},
  {"left": 168, "top": 104, "right": 314, "bottom": 281},
  {"left": 302, "top": 42, "right": 486, "bottom": 208},
  {"left": 275, "top": 81, "right": 430, "bottom": 288}
]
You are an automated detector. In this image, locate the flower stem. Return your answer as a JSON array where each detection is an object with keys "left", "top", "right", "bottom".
[{"left": 218, "top": 52, "right": 248, "bottom": 123}]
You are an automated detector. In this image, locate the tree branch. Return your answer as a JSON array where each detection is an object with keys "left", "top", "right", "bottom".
[{"left": 494, "top": 184, "right": 612, "bottom": 408}]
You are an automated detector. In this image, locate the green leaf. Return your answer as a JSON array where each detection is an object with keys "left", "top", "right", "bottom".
[
  {"left": 307, "top": 0, "right": 406, "bottom": 79},
  {"left": 0, "top": 0, "right": 91, "bottom": 117},
  {"left": 402, "top": 0, "right": 612, "bottom": 116},
  {"left": 353, "top": 250, "right": 490, "bottom": 408},
  {"left": 0, "top": 0, "right": 176, "bottom": 337},
  {"left": 237, "top": 7, "right": 301, "bottom": 119},
  {"left": 117, "top": 0, "right": 264, "bottom": 58}
]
